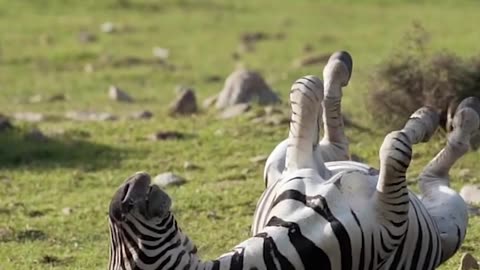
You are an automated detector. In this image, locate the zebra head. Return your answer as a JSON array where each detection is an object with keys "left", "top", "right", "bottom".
[
  {"left": 109, "top": 171, "right": 171, "bottom": 223},
  {"left": 108, "top": 172, "right": 200, "bottom": 270}
]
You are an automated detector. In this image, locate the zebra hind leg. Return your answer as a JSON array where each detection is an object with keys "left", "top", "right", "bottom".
[
  {"left": 419, "top": 98, "right": 480, "bottom": 263},
  {"left": 374, "top": 107, "right": 439, "bottom": 256},
  {"left": 318, "top": 51, "right": 352, "bottom": 162}
]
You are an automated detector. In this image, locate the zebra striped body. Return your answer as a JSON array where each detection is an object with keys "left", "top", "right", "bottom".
[
  {"left": 107, "top": 51, "right": 474, "bottom": 270},
  {"left": 251, "top": 160, "right": 445, "bottom": 269}
]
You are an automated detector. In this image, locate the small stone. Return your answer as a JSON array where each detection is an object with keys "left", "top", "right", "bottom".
[
  {"left": 29, "top": 94, "right": 43, "bottom": 103},
  {"left": 459, "top": 253, "right": 479, "bottom": 270},
  {"left": 25, "top": 128, "right": 49, "bottom": 142},
  {"left": 84, "top": 63, "right": 94, "bottom": 73},
  {"left": 0, "top": 116, "right": 13, "bottom": 132},
  {"left": 207, "top": 211, "right": 221, "bottom": 220},
  {"left": 153, "top": 172, "right": 186, "bottom": 188},
  {"left": 250, "top": 155, "right": 268, "bottom": 164},
  {"left": 293, "top": 53, "right": 331, "bottom": 68},
  {"left": 264, "top": 115, "right": 289, "bottom": 126},
  {"left": 78, "top": 31, "right": 97, "bottom": 43},
  {"left": 149, "top": 131, "right": 185, "bottom": 141},
  {"left": 202, "top": 94, "right": 218, "bottom": 109},
  {"left": 48, "top": 93, "right": 66, "bottom": 102},
  {"left": 109, "top": 85, "right": 134, "bottom": 103},
  {"left": 62, "top": 207, "right": 73, "bottom": 215},
  {"left": 460, "top": 185, "right": 480, "bottom": 205},
  {"left": 152, "top": 47, "right": 169, "bottom": 60},
  {"left": 205, "top": 75, "right": 222, "bottom": 83},
  {"left": 65, "top": 111, "right": 117, "bottom": 122},
  {"left": 130, "top": 110, "right": 153, "bottom": 120},
  {"left": 0, "top": 227, "right": 13, "bottom": 242},
  {"left": 12, "top": 112, "right": 45, "bottom": 122},
  {"left": 100, "top": 22, "right": 116, "bottom": 33},
  {"left": 218, "top": 103, "right": 251, "bottom": 119},
  {"left": 183, "top": 161, "right": 200, "bottom": 170},
  {"left": 169, "top": 88, "right": 198, "bottom": 116}
]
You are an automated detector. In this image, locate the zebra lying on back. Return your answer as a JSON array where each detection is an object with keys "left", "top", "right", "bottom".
[{"left": 107, "top": 51, "right": 477, "bottom": 270}]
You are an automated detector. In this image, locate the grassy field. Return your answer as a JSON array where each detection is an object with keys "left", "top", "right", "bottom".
[{"left": 1, "top": 0, "right": 480, "bottom": 269}]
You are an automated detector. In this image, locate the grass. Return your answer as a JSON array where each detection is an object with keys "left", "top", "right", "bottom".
[{"left": 0, "top": 0, "right": 480, "bottom": 269}]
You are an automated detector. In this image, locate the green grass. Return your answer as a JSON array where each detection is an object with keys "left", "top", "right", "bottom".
[{"left": 1, "top": 0, "right": 480, "bottom": 269}]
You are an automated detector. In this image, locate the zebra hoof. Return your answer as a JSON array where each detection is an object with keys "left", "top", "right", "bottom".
[
  {"left": 453, "top": 107, "right": 480, "bottom": 136},
  {"left": 323, "top": 51, "right": 353, "bottom": 87},
  {"left": 408, "top": 107, "right": 439, "bottom": 143}
]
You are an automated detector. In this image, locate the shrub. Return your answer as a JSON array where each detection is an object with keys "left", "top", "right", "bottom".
[{"left": 368, "top": 23, "right": 480, "bottom": 130}]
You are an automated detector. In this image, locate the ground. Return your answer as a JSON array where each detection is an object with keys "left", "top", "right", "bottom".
[{"left": 0, "top": 0, "right": 479, "bottom": 269}]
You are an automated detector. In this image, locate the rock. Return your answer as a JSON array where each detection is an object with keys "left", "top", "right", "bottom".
[
  {"left": 65, "top": 111, "right": 117, "bottom": 122},
  {"left": 183, "top": 161, "right": 200, "bottom": 170},
  {"left": 218, "top": 103, "right": 251, "bottom": 119},
  {"left": 215, "top": 69, "right": 280, "bottom": 110},
  {"left": 293, "top": 53, "right": 331, "bottom": 68},
  {"left": 264, "top": 115, "right": 289, "bottom": 126},
  {"left": 0, "top": 116, "right": 13, "bottom": 132},
  {"left": 129, "top": 110, "right": 153, "bottom": 120},
  {"left": 153, "top": 172, "right": 186, "bottom": 188},
  {"left": 29, "top": 93, "right": 66, "bottom": 103},
  {"left": 169, "top": 88, "right": 198, "bottom": 116},
  {"left": 202, "top": 94, "right": 218, "bottom": 109},
  {"left": 205, "top": 75, "right": 222, "bottom": 83},
  {"left": 241, "top": 31, "right": 269, "bottom": 43},
  {"left": 152, "top": 47, "right": 169, "bottom": 60},
  {"left": 48, "top": 93, "right": 66, "bottom": 102},
  {"left": 149, "top": 131, "right": 185, "bottom": 141},
  {"left": 207, "top": 211, "right": 221, "bottom": 220},
  {"left": 100, "top": 22, "right": 116, "bottom": 33},
  {"left": 0, "top": 227, "right": 13, "bottom": 242},
  {"left": 29, "top": 94, "right": 43, "bottom": 103},
  {"left": 460, "top": 185, "right": 480, "bottom": 205},
  {"left": 12, "top": 112, "right": 45, "bottom": 122},
  {"left": 84, "top": 63, "right": 94, "bottom": 73},
  {"left": 25, "top": 128, "right": 49, "bottom": 142},
  {"left": 109, "top": 85, "right": 134, "bottom": 103},
  {"left": 250, "top": 155, "right": 268, "bottom": 164},
  {"left": 78, "top": 31, "right": 97, "bottom": 43},
  {"left": 459, "top": 253, "right": 479, "bottom": 270},
  {"left": 62, "top": 207, "right": 73, "bottom": 215}
]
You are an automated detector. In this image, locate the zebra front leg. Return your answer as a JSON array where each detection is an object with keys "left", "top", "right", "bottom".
[
  {"left": 286, "top": 75, "right": 330, "bottom": 178},
  {"left": 374, "top": 107, "right": 439, "bottom": 257},
  {"left": 419, "top": 102, "right": 480, "bottom": 263},
  {"left": 318, "top": 51, "right": 352, "bottom": 162}
]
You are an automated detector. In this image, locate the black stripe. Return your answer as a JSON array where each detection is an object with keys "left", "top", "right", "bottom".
[
  {"left": 409, "top": 200, "right": 424, "bottom": 268},
  {"left": 230, "top": 247, "right": 245, "bottom": 270},
  {"left": 257, "top": 232, "right": 295, "bottom": 270},
  {"left": 351, "top": 211, "right": 365, "bottom": 270},
  {"left": 272, "top": 190, "right": 352, "bottom": 270},
  {"left": 267, "top": 216, "right": 331, "bottom": 269}
]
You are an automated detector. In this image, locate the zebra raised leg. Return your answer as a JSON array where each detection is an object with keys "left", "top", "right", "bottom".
[
  {"left": 286, "top": 75, "right": 329, "bottom": 177},
  {"left": 263, "top": 75, "right": 327, "bottom": 187},
  {"left": 419, "top": 100, "right": 480, "bottom": 263},
  {"left": 318, "top": 51, "right": 352, "bottom": 162},
  {"left": 374, "top": 107, "right": 439, "bottom": 260}
]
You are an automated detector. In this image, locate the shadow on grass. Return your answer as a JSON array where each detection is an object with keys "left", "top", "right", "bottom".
[{"left": 0, "top": 129, "right": 126, "bottom": 170}]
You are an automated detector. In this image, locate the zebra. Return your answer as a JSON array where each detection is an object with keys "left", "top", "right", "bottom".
[{"left": 107, "top": 52, "right": 477, "bottom": 269}]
